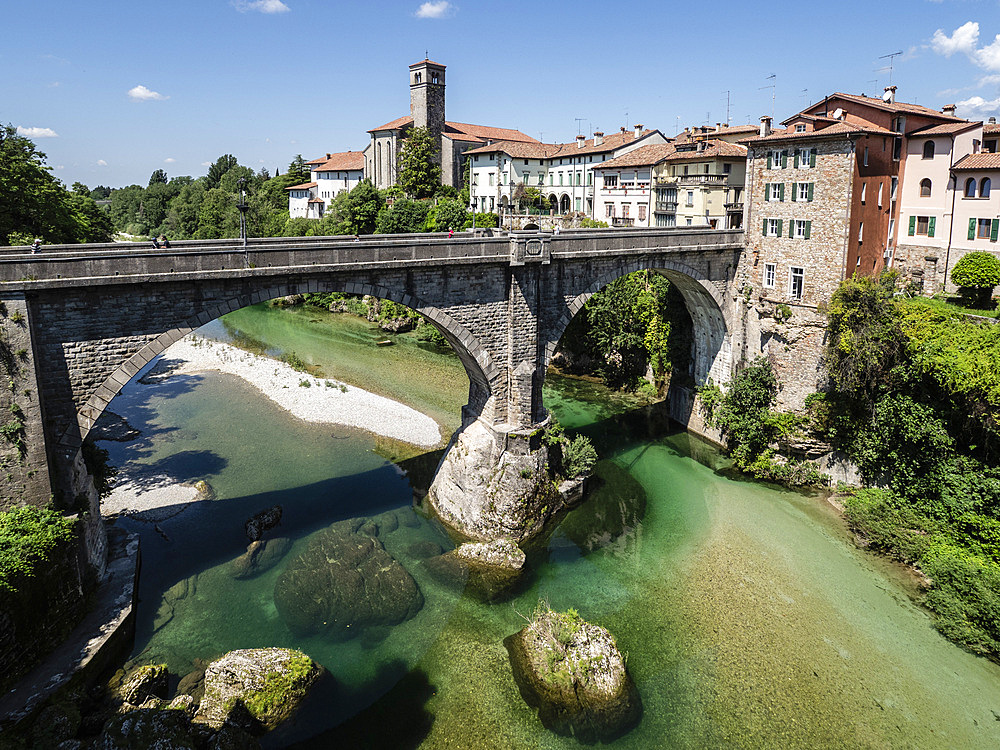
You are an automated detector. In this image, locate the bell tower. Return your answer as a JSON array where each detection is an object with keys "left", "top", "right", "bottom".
[{"left": 409, "top": 59, "right": 446, "bottom": 146}]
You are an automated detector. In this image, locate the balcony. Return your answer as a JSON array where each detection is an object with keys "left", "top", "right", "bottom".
[
  {"left": 655, "top": 201, "right": 678, "bottom": 213},
  {"left": 724, "top": 201, "right": 744, "bottom": 212},
  {"left": 678, "top": 174, "right": 728, "bottom": 186},
  {"left": 611, "top": 217, "right": 635, "bottom": 227}
]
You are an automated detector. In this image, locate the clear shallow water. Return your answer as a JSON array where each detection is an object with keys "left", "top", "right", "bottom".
[{"left": 100, "top": 305, "right": 1000, "bottom": 749}]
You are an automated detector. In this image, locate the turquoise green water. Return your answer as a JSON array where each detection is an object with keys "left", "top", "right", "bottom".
[{"left": 100, "top": 304, "right": 1000, "bottom": 749}]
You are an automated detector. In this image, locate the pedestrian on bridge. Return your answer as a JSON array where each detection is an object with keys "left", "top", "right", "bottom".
[
  {"left": 151, "top": 236, "right": 161, "bottom": 249},
  {"left": 31, "top": 238, "right": 41, "bottom": 254}
]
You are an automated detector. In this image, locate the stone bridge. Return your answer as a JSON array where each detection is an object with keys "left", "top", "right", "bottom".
[{"left": 0, "top": 227, "right": 743, "bottom": 566}]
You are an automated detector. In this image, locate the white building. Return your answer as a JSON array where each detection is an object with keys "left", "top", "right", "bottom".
[
  {"left": 591, "top": 144, "right": 675, "bottom": 227},
  {"left": 286, "top": 151, "right": 365, "bottom": 219},
  {"left": 463, "top": 126, "right": 668, "bottom": 217}
]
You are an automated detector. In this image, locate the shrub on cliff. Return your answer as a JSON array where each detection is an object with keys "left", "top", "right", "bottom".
[{"left": 0, "top": 506, "right": 76, "bottom": 595}]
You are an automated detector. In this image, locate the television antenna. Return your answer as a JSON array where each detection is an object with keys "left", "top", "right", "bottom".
[
  {"left": 722, "top": 90, "right": 731, "bottom": 125},
  {"left": 879, "top": 51, "right": 903, "bottom": 85},
  {"left": 759, "top": 74, "right": 776, "bottom": 117}
]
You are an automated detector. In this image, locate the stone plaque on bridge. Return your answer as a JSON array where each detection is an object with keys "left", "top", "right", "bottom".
[{"left": 509, "top": 233, "right": 550, "bottom": 266}]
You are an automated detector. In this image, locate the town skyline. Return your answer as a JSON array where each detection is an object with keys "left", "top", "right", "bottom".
[{"left": 4, "top": 0, "right": 999, "bottom": 188}]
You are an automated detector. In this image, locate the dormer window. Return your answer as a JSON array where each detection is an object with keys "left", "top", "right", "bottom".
[{"left": 795, "top": 124, "right": 807, "bottom": 132}]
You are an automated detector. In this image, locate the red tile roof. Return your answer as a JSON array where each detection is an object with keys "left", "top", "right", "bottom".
[
  {"left": 308, "top": 198, "right": 324, "bottom": 203},
  {"left": 666, "top": 140, "right": 747, "bottom": 161},
  {"left": 984, "top": 123, "right": 1000, "bottom": 136},
  {"left": 369, "top": 115, "right": 415, "bottom": 132},
  {"left": 952, "top": 153, "right": 1000, "bottom": 170},
  {"left": 367, "top": 116, "right": 538, "bottom": 144},
  {"left": 797, "top": 93, "right": 965, "bottom": 123},
  {"left": 463, "top": 129, "right": 660, "bottom": 159},
  {"left": 907, "top": 121, "right": 980, "bottom": 137},
  {"left": 410, "top": 58, "right": 445, "bottom": 68},
  {"left": 743, "top": 120, "right": 894, "bottom": 144},
  {"left": 595, "top": 144, "right": 677, "bottom": 169},
  {"left": 306, "top": 156, "right": 329, "bottom": 165},
  {"left": 285, "top": 181, "right": 317, "bottom": 190},
  {"left": 314, "top": 151, "right": 365, "bottom": 171}
]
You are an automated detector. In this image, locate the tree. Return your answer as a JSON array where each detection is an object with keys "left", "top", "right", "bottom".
[
  {"left": 71, "top": 181, "right": 90, "bottom": 195},
  {"left": 206, "top": 154, "right": 239, "bottom": 189},
  {"left": 108, "top": 185, "right": 146, "bottom": 234},
  {"left": 951, "top": 251, "right": 1000, "bottom": 309},
  {"left": 375, "top": 198, "right": 430, "bottom": 234},
  {"left": 287, "top": 154, "right": 310, "bottom": 184},
  {"left": 431, "top": 198, "right": 468, "bottom": 232},
  {"left": 397, "top": 126, "right": 441, "bottom": 199},
  {"left": 148, "top": 169, "right": 168, "bottom": 186}
]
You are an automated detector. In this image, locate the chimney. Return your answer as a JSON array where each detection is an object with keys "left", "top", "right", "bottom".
[
  {"left": 620, "top": 126, "right": 627, "bottom": 134},
  {"left": 326, "top": 153, "right": 331, "bottom": 159},
  {"left": 697, "top": 140, "right": 706, "bottom": 152},
  {"left": 634, "top": 124, "right": 644, "bottom": 138},
  {"left": 884, "top": 85, "right": 897, "bottom": 104},
  {"left": 576, "top": 134, "right": 586, "bottom": 148},
  {"left": 942, "top": 104, "right": 957, "bottom": 116},
  {"left": 990, "top": 116, "right": 997, "bottom": 125},
  {"left": 760, "top": 116, "right": 772, "bottom": 138},
  {"left": 593, "top": 131, "right": 604, "bottom": 146},
  {"left": 715, "top": 122, "right": 722, "bottom": 132}
]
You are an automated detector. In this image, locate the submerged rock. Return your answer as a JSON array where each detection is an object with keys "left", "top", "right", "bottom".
[
  {"left": 427, "top": 419, "right": 563, "bottom": 542},
  {"left": 245, "top": 505, "right": 282, "bottom": 541},
  {"left": 228, "top": 537, "right": 292, "bottom": 580},
  {"left": 197, "top": 647, "right": 322, "bottom": 733},
  {"left": 559, "top": 462, "right": 647, "bottom": 555},
  {"left": 273, "top": 517, "right": 423, "bottom": 637},
  {"left": 505, "top": 606, "right": 641, "bottom": 742},
  {"left": 425, "top": 538, "right": 527, "bottom": 601}
]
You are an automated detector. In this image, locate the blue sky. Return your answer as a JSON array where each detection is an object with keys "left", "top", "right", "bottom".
[{"left": 4, "top": 0, "right": 999, "bottom": 188}]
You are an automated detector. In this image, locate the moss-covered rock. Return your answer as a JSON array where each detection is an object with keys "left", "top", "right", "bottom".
[
  {"left": 196, "top": 648, "right": 322, "bottom": 734},
  {"left": 505, "top": 606, "right": 641, "bottom": 742},
  {"left": 118, "top": 664, "right": 169, "bottom": 705},
  {"left": 273, "top": 517, "right": 422, "bottom": 637},
  {"left": 98, "top": 707, "right": 202, "bottom": 749}
]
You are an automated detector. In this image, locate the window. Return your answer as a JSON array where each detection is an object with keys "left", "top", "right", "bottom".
[
  {"left": 965, "top": 178, "right": 977, "bottom": 198},
  {"left": 861, "top": 183, "right": 866, "bottom": 204},
  {"left": 638, "top": 205, "right": 646, "bottom": 221},
  {"left": 888, "top": 218, "right": 895, "bottom": 240},
  {"left": 981, "top": 178, "right": 992, "bottom": 198},
  {"left": 587, "top": 172, "right": 593, "bottom": 185},
  {"left": 768, "top": 183, "right": 783, "bottom": 201},
  {"left": 766, "top": 218, "right": 782, "bottom": 237},
  {"left": 789, "top": 267, "right": 804, "bottom": 300},
  {"left": 795, "top": 182, "right": 812, "bottom": 202},
  {"left": 893, "top": 138, "right": 902, "bottom": 160},
  {"left": 575, "top": 198, "right": 582, "bottom": 212},
  {"left": 920, "top": 178, "right": 932, "bottom": 197},
  {"left": 915, "top": 216, "right": 930, "bottom": 235},
  {"left": 878, "top": 182, "right": 883, "bottom": 208},
  {"left": 968, "top": 218, "right": 999, "bottom": 241},
  {"left": 524, "top": 159, "right": 529, "bottom": 165},
  {"left": 622, "top": 204, "right": 630, "bottom": 218},
  {"left": 923, "top": 141, "right": 935, "bottom": 159},
  {"left": 414, "top": 72, "right": 421, "bottom": 83},
  {"left": 769, "top": 150, "right": 785, "bottom": 169},
  {"left": 795, "top": 124, "right": 807, "bottom": 132},
  {"left": 794, "top": 220, "right": 808, "bottom": 239},
  {"left": 891, "top": 176, "right": 898, "bottom": 201},
  {"left": 686, "top": 190, "right": 694, "bottom": 206},
  {"left": 488, "top": 172, "right": 495, "bottom": 186},
  {"left": 605, "top": 203, "right": 615, "bottom": 218},
  {"left": 686, "top": 217, "right": 693, "bottom": 225},
  {"left": 723, "top": 163, "right": 732, "bottom": 175},
  {"left": 559, "top": 173, "right": 564, "bottom": 186},
  {"left": 704, "top": 164, "right": 710, "bottom": 174},
  {"left": 858, "top": 221, "right": 864, "bottom": 243},
  {"left": 863, "top": 147, "right": 869, "bottom": 167},
  {"left": 576, "top": 172, "right": 581, "bottom": 186},
  {"left": 799, "top": 147, "right": 814, "bottom": 168},
  {"left": 979, "top": 218, "right": 993, "bottom": 239},
  {"left": 604, "top": 175, "right": 618, "bottom": 188},
  {"left": 763, "top": 262, "right": 776, "bottom": 288},
  {"left": 538, "top": 172, "right": 544, "bottom": 185},
  {"left": 683, "top": 165, "right": 689, "bottom": 176}
]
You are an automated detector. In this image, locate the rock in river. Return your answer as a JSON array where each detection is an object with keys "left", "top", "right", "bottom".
[
  {"left": 245, "top": 505, "right": 282, "bottom": 541},
  {"left": 273, "top": 517, "right": 423, "bottom": 637},
  {"left": 229, "top": 537, "right": 292, "bottom": 580},
  {"left": 197, "top": 647, "right": 322, "bottom": 733},
  {"left": 505, "top": 606, "right": 641, "bottom": 742},
  {"left": 425, "top": 538, "right": 527, "bottom": 601}
]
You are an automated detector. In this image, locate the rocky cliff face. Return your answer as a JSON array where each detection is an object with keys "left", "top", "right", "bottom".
[{"left": 426, "top": 420, "right": 563, "bottom": 542}]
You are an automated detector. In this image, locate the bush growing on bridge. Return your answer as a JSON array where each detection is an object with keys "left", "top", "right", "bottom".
[{"left": 0, "top": 506, "right": 76, "bottom": 595}]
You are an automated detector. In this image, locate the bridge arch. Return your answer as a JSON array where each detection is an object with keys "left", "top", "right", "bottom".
[
  {"left": 62, "top": 281, "right": 500, "bottom": 450},
  {"left": 544, "top": 257, "right": 732, "bottom": 387}
]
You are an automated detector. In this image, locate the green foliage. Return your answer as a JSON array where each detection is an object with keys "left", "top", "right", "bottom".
[
  {"left": 469, "top": 212, "right": 498, "bottom": 229},
  {"left": 286, "top": 154, "right": 310, "bottom": 184},
  {"left": 239, "top": 654, "right": 316, "bottom": 720},
  {"left": 82, "top": 440, "right": 117, "bottom": 498},
  {"left": 430, "top": 198, "right": 468, "bottom": 233},
  {"left": 708, "top": 358, "right": 777, "bottom": 468},
  {"left": 148, "top": 169, "right": 168, "bottom": 186},
  {"left": 562, "top": 435, "right": 597, "bottom": 478},
  {"left": 375, "top": 198, "right": 430, "bottom": 235},
  {"left": 0, "top": 506, "right": 76, "bottom": 594},
  {"left": 951, "top": 252, "right": 1000, "bottom": 309},
  {"left": 281, "top": 351, "right": 309, "bottom": 372},
  {"left": 397, "top": 126, "right": 441, "bottom": 199},
  {"left": 578, "top": 218, "right": 609, "bottom": 228},
  {"left": 206, "top": 154, "right": 239, "bottom": 189}
]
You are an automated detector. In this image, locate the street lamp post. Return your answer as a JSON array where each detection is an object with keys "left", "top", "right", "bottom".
[{"left": 236, "top": 177, "right": 249, "bottom": 248}]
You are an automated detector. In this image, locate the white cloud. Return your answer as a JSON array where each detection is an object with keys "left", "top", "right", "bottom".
[
  {"left": 201, "top": 161, "right": 212, "bottom": 167},
  {"left": 975, "top": 33, "right": 1000, "bottom": 72},
  {"left": 55, "top": 165, "right": 64, "bottom": 170},
  {"left": 931, "top": 21, "right": 979, "bottom": 57},
  {"left": 97, "top": 159, "right": 108, "bottom": 166},
  {"left": 128, "top": 85, "right": 168, "bottom": 101},
  {"left": 979, "top": 74, "right": 1000, "bottom": 87},
  {"left": 955, "top": 95, "right": 1000, "bottom": 118},
  {"left": 164, "top": 157, "right": 176, "bottom": 163},
  {"left": 233, "top": 0, "right": 290, "bottom": 13},
  {"left": 16, "top": 126, "right": 58, "bottom": 138},
  {"left": 415, "top": 1, "right": 453, "bottom": 19}
]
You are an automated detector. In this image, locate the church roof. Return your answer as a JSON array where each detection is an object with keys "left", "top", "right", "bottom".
[
  {"left": 463, "top": 129, "right": 660, "bottom": 159},
  {"left": 367, "top": 115, "right": 538, "bottom": 144}
]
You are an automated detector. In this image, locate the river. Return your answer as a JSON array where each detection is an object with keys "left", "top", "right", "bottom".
[{"left": 98, "top": 302, "right": 1000, "bottom": 749}]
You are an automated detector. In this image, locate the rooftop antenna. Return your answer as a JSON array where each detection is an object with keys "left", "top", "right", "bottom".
[
  {"left": 574, "top": 118, "right": 585, "bottom": 136},
  {"left": 800, "top": 88, "right": 808, "bottom": 106},
  {"left": 760, "top": 74, "right": 776, "bottom": 117},
  {"left": 722, "top": 90, "right": 731, "bottom": 125},
  {"left": 676, "top": 115, "right": 681, "bottom": 135},
  {"left": 879, "top": 51, "right": 903, "bottom": 85}
]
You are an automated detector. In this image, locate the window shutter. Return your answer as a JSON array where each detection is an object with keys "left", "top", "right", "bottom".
[
  {"left": 767, "top": 152, "right": 772, "bottom": 170},
  {"left": 908, "top": 216, "right": 916, "bottom": 236},
  {"left": 777, "top": 219, "right": 784, "bottom": 237},
  {"left": 928, "top": 217, "right": 936, "bottom": 238},
  {"left": 764, "top": 182, "right": 769, "bottom": 200},
  {"left": 781, "top": 151, "right": 788, "bottom": 168},
  {"left": 793, "top": 149, "right": 800, "bottom": 168},
  {"left": 969, "top": 218, "right": 977, "bottom": 240},
  {"left": 779, "top": 183, "right": 785, "bottom": 202},
  {"left": 808, "top": 183, "right": 814, "bottom": 202},
  {"left": 810, "top": 151, "right": 816, "bottom": 168},
  {"left": 804, "top": 220, "right": 811, "bottom": 239},
  {"left": 763, "top": 218, "right": 768, "bottom": 237},
  {"left": 992, "top": 219, "right": 999, "bottom": 242}
]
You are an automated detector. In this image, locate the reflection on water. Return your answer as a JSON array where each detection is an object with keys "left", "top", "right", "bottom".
[{"left": 98, "top": 305, "right": 1000, "bottom": 750}]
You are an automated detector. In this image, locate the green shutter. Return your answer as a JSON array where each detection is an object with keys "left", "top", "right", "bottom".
[
  {"left": 992, "top": 219, "right": 999, "bottom": 242},
  {"left": 781, "top": 151, "right": 788, "bottom": 168},
  {"left": 777, "top": 219, "right": 784, "bottom": 237},
  {"left": 779, "top": 183, "right": 785, "bottom": 201},
  {"left": 908, "top": 216, "right": 916, "bottom": 236},
  {"left": 764, "top": 182, "right": 770, "bottom": 200},
  {"left": 810, "top": 150, "right": 816, "bottom": 167},
  {"left": 807, "top": 182, "right": 814, "bottom": 202},
  {"left": 969, "top": 218, "right": 977, "bottom": 240},
  {"left": 804, "top": 220, "right": 811, "bottom": 239},
  {"left": 767, "top": 152, "right": 772, "bottom": 169},
  {"left": 763, "top": 218, "right": 768, "bottom": 236},
  {"left": 793, "top": 149, "right": 800, "bottom": 168},
  {"left": 928, "top": 217, "right": 936, "bottom": 238}
]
